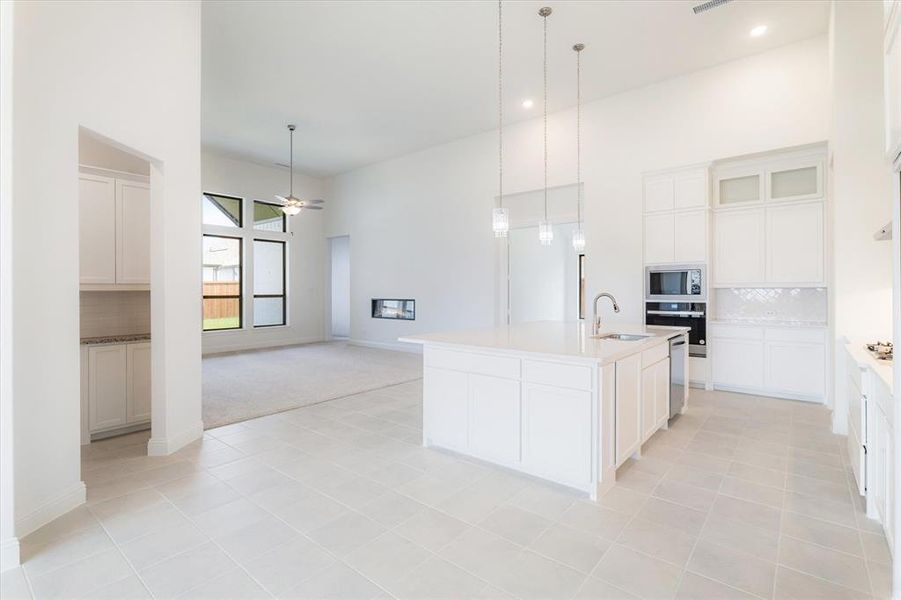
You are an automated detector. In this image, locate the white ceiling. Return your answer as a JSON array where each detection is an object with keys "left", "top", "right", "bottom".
[{"left": 202, "top": 0, "right": 829, "bottom": 177}]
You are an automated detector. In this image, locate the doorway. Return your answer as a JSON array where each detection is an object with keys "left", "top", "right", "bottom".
[
  {"left": 509, "top": 222, "right": 581, "bottom": 324},
  {"left": 329, "top": 235, "right": 350, "bottom": 339}
]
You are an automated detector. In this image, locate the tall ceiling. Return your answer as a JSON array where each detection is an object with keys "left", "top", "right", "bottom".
[{"left": 202, "top": 0, "right": 829, "bottom": 177}]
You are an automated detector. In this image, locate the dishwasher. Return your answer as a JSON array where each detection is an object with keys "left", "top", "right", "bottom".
[{"left": 669, "top": 336, "right": 686, "bottom": 418}]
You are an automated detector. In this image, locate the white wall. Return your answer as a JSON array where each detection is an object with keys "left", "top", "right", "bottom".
[
  {"left": 79, "top": 130, "right": 151, "bottom": 176},
  {"left": 329, "top": 236, "right": 350, "bottom": 338},
  {"left": 326, "top": 37, "right": 830, "bottom": 349},
  {"left": 201, "top": 150, "right": 326, "bottom": 354},
  {"left": 10, "top": 0, "right": 202, "bottom": 545},
  {"left": 510, "top": 223, "right": 579, "bottom": 324}
]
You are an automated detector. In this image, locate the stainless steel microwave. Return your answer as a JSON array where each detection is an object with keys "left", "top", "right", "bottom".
[{"left": 645, "top": 264, "right": 706, "bottom": 302}]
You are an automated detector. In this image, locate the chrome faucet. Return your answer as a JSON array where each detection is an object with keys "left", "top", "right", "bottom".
[{"left": 592, "top": 292, "right": 620, "bottom": 335}]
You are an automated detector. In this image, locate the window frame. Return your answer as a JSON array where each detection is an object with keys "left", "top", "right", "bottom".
[
  {"left": 202, "top": 192, "right": 243, "bottom": 228},
  {"left": 252, "top": 238, "right": 287, "bottom": 328},
  {"left": 202, "top": 233, "right": 244, "bottom": 332},
  {"left": 253, "top": 199, "right": 287, "bottom": 233}
]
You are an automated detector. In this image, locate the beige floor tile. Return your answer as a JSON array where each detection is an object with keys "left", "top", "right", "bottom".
[
  {"left": 787, "top": 473, "right": 852, "bottom": 506},
  {"left": 719, "top": 476, "right": 785, "bottom": 509},
  {"left": 489, "top": 550, "right": 586, "bottom": 600},
  {"left": 728, "top": 462, "right": 787, "bottom": 489},
  {"left": 593, "top": 486, "right": 650, "bottom": 516},
  {"left": 594, "top": 544, "right": 682, "bottom": 600},
  {"left": 711, "top": 495, "right": 781, "bottom": 533},
  {"left": 774, "top": 566, "right": 870, "bottom": 600},
  {"left": 778, "top": 536, "right": 871, "bottom": 594},
  {"left": 307, "top": 512, "right": 387, "bottom": 556},
  {"left": 699, "top": 513, "right": 780, "bottom": 562},
  {"left": 119, "top": 522, "right": 209, "bottom": 571},
  {"left": 29, "top": 548, "right": 134, "bottom": 600},
  {"left": 662, "top": 464, "right": 724, "bottom": 491},
  {"left": 393, "top": 506, "right": 469, "bottom": 552},
  {"left": 215, "top": 514, "right": 301, "bottom": 564},
  {"left": 559, "top": 501, "right": 633, "bottom": 540},
  {"left": 860, "top": 532, "right": 892, "bottom": 566},
  {"left": 574, "top": 576, "right": 640, "bottom": 599},
  {"left": 21, "top": 526, "right": 116, "bottom": 579},
  {"left": 784, "top": 492, "right": 858, "bottom": 529},
  {"left": 285, "top": 562, "right": 388, "bottom": 599},
  {"left": 356, "top": 490, "right": 427, "bottom": 527},
  {"left": 780, "top": 512, "right": 863, "bottom": 557},
  {"left": 479, "top": 505, "right": 552, "bottom": 546},
  {"left": 386, "top": 557, "right": 488, "bottom": 599},
  {"left": 675, "top": 572, "right": 757, "bottom": 599},
  {"left": 344, "top": 531, "right": 431, "bottom": 588},
  {"left": 617, "top": 517, "right": 697, "bottom": 568},
  {"left": 636, "top": 497, "right": 708, "bottom": 537},
  {"left": 866, "top": 559, "right": 892, "bottom": 599},
  {"left": 270, "top": 489, "right": 351, "bottom": 533},
  {"left": 615, "top": 465, "right": 664, "bottom": 494},
  {"left": 439, "top": 527, "right": 522, "bottom": 582},
  {"left": 0, "top": 568, "right": 33, "bottom": 600},
  {"left": 241, "top": 537, "right": 336, "bottom": 596},
  {"left": 528, "top": 523, "right": 612, "bottom": 574},
  {"left": 138, "top": 541, "right": 236, "bottom": 599},
  {"left": 687, "top": 538, "right": 776, "bottom": 599},
  {"left": 87, "top": 574, "right": 152, "bottom": 599},
  {"left": 652, "top": 480, "right": 717, "bottom": 513},
  {"left": 507, "top": 482, "right": 579, "bottom": 521},
  {"left": 190, "top": 498, "right": 270, "bottom": 539},
  {"left": 176, "top": 568, "right": 268, "bottom": 599}
]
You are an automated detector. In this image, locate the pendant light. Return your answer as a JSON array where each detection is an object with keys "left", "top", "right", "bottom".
[
  {"left": 276, "top": 125, "right": 325, "bottom": 216},
  {"left": 571, "top": 43, "right": 586, "bottom": 253},
  {"left": 538, "top": 6, "right": 553, "bottom": 246},
  {"left": 492, "top": 0, "right": 509, "bottom": 238}
]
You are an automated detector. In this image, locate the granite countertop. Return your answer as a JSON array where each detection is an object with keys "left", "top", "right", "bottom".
[
  {"left": 709, "top": 319, "right": 828, "bottom": 329},
  {"left": 400, "top": 321, "right": 689, "bottom": 365},
  {"left": 80, "top": 333, "right": 151, "bottom": 346}
]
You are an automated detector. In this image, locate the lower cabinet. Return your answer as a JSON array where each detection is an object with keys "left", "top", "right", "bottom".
[
  {"left": 868, "top": 374, "right": 895, "bottom": 550},
  {"left": 469, "top": 374, "right": 521, "bottom": 464},
  {"left": 423, "top": 367, "right": 469, "bottom": 451},
  {"left": 641, "top": 357, "right": 670, "bottom": 440},
  {"left": 521, "top": 383, "right": 592, "bottom": 485},
  {"left": 83, "top": 341, "right": 151, "bottom": 440},
  {"left": 615, "top": 353, "right": 642, "bottom": 466}
]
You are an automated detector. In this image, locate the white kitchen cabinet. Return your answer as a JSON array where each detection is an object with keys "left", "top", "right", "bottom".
[
  {"left": 643, "top": 212, "right": 675, "bottom": 264},
  {"left": 765, "top": 202, "right": 824, "bottom": 284},
  {"left": 716, "top": 170, "right": 763, "bottom": 207},
  {"left": 641, "top": 357, "right": 670, "bottom": 440},
  {"left": 714, "top": 207, "right": 765, "bottom": 284},
  {"left": 712, "top": 337, "right": 765, "bottom": 390},
  {"left": 521, "top": 383, "right": 592, "bottom": 486},
  {"left": 79, "top": 172, "right": 150, "bottom": 288},
  {"left": 673, "top": 210, "right": 707, "bottom": 263},
  {"left": 673, "top": 171, "right": 707, "bottom": 209},
  {"left": 423, "top": 367, "right": 468, "bottom": 451},
  {"left": 88, "top": 344, "right": 128, "bottom": 432},
  {"left": 126, "top": 342, "right": 152, "bottom": 423},
  {"left": 654, "top": 358, "right": 670, "bottom": 429},
  {"left": 116, "top": 180, "right": 151, "bottom": 284},
  {"left": 767, "top": 161, "right": 823, "bottom": 203},
  {"left": 79, "top": 174, "right": 117, "bottom": 285},
  {"left": 469, "top": 374, "right": 520, "bottom": 464},
  {"left": 615, "top": 353, "right": 642, "bottom": 466},
  {"left": 765, "top": 340, "right": 826, "bottom": 399},
  {"left": 644, "top": 177, "right": 674, "bottom": 212}
]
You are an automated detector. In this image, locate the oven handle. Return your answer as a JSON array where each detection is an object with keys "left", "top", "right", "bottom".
[{"left": 646, "top": 310, "right": 706, "bottom": 317}]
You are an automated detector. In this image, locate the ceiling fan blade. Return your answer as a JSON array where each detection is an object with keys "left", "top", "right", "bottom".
[
  {"left": 302, "top": 205, "right": 323, "bottom": 210},
  {"left": 307, "top": 199, "right": 325, "bottom": 204},
  {"left": 274, "top": 194, "right": 289, "bottom": 204}
]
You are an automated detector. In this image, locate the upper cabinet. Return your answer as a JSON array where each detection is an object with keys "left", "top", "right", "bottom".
[
  {"left": 716, "top": 169, "right": 763, "bottom": 207},
  {"left": 642, "top": 166, "right": 709, "bottom": 265},
  {"left": 79, "top": 172, "right": 150, "bottom": 289},
  {"left": 886, "top": 0, "right": 901, "bottom": 164},
  {"left": 765, "top": 202, "right": 824, "bottom": 284},
  {"left": 714, "top": 156, "right": 823, "bottom": 208}
]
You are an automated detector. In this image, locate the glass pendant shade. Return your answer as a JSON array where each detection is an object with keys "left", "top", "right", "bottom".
[
  {"left": 572, "top": 228, "right": 585, "bottom": 252},
  {"left": 282, "top": 199, "right": 302, "bottom": 216},
  {"left": 492, "top": 207, "right": 509, "bottom": 237},
  {"left": 538, "top": 221, "right": 554, "bottom": 246}
]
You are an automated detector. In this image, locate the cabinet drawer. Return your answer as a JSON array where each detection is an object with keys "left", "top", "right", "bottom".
[
  {"left": 764, "top": 327, "right": 825, "bottom": 344},
  {"left": 523, "top": 360, "right": 592, "bottom": 390},
  {"left": 425, "top": 347, "right": 520, "bottom": 379},
  {"left": 710, "top": 324, "right": 764, "bottom": 340},
  {"left": 641, "top": 342, "right": 669, "bottom": 368}
]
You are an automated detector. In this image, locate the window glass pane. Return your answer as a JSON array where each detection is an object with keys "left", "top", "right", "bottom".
[
  {"left": 202, "top": 193, "right": 242, "bottom": 227},
  {"left": 253, "top": 240, "right": 284, "bottom": 295},
  {"left": 254, "top": 201, "right": 286, "bottom": 232},
  {"left": 203, "top": 298, "right": 241, "bottom": 330},
  {"left": 254, "top": 297, "right": 284, "bottom": 327}
]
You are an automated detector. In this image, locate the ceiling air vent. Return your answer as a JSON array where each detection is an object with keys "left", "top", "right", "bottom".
[{"left": 692, "top": 0, "right": 733, "bottom": 14}]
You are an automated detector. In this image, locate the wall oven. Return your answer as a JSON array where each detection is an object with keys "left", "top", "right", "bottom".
[
  {"left": 645, "top": 264, "right": 706, "bottom": 303},
  {"left": 645, "top": 302, "right": 707, "bottom": 358}
]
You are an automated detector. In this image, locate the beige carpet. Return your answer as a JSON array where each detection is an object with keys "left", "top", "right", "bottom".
[{"left": 202, "top": 341, "right": 422, "bottom": 429}]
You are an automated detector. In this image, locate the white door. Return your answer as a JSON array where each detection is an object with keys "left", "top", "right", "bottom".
[
  {"left": 88, "top": 344, "right": 127, "bottom": 432},
  {"left": 765, "top": 202, "right": 824, "bottom": 284},
  {"left": 655, "top": 358, "right": 670, "bottom": 428},
  {"left": 423, "top": 367, "right": 468, "bottom": 451},
  {"left": 643, "top": 213, "right": 675, "bottom": 264},
  {"left": 714, "top": 207, "right": 765, "bottom": 284},
  {"left": 468, "top": 374, "right": 520, "bottom": 464},
  {"left": 764, "top": 341, "right": 825, "bottom": 398},
  {"left": 126, "top": 342, "right": 152, "bottom": 423},
  {"left": 79, "top": 174, "right": 117, "bottom": 284},
  {"left": 615, "top": 353, "right": 642, "bottom": 465},
  {"left": 521, "top": 382, "right": 592, "bottom": 485},
  {"left": 712, "top": 338, "right": 765, "bottom": 389},
  {"left": 673, "top": 210, "right": 706, "bottom": 263},
  {"left": 116, "top": 180, "right": 151, "bottom": 284}
]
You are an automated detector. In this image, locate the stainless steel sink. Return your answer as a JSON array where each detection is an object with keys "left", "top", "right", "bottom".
[{"left": 594, "top": 333, "right": 652, "bottom": 341}]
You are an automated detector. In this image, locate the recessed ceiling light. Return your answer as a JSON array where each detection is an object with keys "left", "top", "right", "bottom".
[
  {"left": 522, "top": 99, "right": 534, "bottom": 109},
  {"left": 750, "top": 25, "right": 768, "bottom": 37}
]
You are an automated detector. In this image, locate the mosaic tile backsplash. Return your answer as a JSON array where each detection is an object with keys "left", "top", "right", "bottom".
[{"left": 714, "top": 288, "right": 827, "bottom": 325}]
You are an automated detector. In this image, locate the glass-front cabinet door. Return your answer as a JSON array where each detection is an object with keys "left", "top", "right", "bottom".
[
  {"left": 766, "top": 159, "right": 823, "bottom": 202},
  {"left": 716, "top": 169, "right": 763, "bottom": 207}
]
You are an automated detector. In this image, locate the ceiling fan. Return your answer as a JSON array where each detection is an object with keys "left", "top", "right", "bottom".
[{"left": 276, "top": 124, "right": 325, "bottom": 215}]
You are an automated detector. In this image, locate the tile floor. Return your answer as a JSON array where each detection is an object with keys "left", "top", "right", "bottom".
[{"left": 0, "top": 383, "right": 894, "bottom": 599}]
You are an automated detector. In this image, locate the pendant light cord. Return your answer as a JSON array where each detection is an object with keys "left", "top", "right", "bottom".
[
  {"left": 576, "top": 47, "right": 581, "bottom": 227},
  {"left": 542, "top": 9, "right": 548, "bottom": 223},
  {"left": 289, "top": 126, "right": 294, "bottom": 197},
  {"left": 498, "top": 0, "right": 503, "bottom": 209}
]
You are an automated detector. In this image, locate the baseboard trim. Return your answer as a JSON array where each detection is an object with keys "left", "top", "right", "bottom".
[
  {"left": 0, "top": 537, "right": 20, "bottom": 572},
  {"left": 15, "top": 481, "right": 86, "bottom": 539},
  {"left": 202, "top": 335, "right": 324, "bottom": 357},
  {"left": 711, "top": 384, "right": 824, "bottom": 404},
  {"left": 348, "top": 338, "right": 422, "bottom": 354},
  {"left": 147, "top": 420, "right": 204, "bottom": 456}
]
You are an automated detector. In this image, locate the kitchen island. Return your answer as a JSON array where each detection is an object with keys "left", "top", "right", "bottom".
[{"left": 400, "top": 321, "right": 689, "bottom": 500}]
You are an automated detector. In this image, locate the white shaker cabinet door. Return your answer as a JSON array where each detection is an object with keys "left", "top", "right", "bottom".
[
  {"left": 88, "top": 344, "right": 128, "bottom": 432},
  {"left": 714, "top": 207, "right": 765, "bottom": 284},
  {"left": 423, "top": 367, "right": 468, "bottom": 452},
  {"left": 644, "top": 213, "right": 675, "bottom": 264},
  {"left": 673, "top": 171, "right": 707, "bottom": 209},
  {"left": 644, "top": 177, "right": 674, "bottom": 212},
  {"left": 712, "top": 338, "right": 764, "bottom": 389},
  {"left": 674, "top": 210, "right": 707, "bottom": 263},
  {"left": 469, "top": 374, "right": 520, "bottom": 464},
  {"left": 640, "top": 364, "right": 657, "bottom": 441},
  {"left": 655, "top": 358, "right": 671, "bottom": 429},
  {"left": 522, "top": 383, "right": 592, "bottom": 486},
  {"left": 79, "top": 174, "right": 117, "bottom": 284},
  {"left": 126, "top": 342, "right": 152, "bottom": 423},
  {"left": 615, "top": 353, "right": 642, "bottom": 466},
  {"left": 765, "top": 202, "right": 824, "bottom": 285},
  {"left": 764, "top": 341, "right": 825, "bottom": 399},
  {"left": 116, "top": 180, "right": 151, "bottom": 284}
]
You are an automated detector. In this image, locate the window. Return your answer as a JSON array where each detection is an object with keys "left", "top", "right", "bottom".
[
  {"left": 203, "top": 235, "right": 242, "bottom": 330},
  {"left": 203, "top": 193, "right": 242, "bottom": 227},
  {"left": 253, "top": 239, "right": 286, "bottom": 327},
  {"left": 254, "top": 201, "right": 286, "bottom": 232}
]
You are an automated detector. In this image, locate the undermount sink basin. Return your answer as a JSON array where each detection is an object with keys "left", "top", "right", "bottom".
[{"left": 594, "top": 333, "right": 652, "bottom": 341}]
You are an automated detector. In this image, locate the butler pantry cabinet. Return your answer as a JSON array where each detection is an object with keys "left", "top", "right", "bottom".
[{"left": 79, "top": 172, "right": 150, "bottom": 288}]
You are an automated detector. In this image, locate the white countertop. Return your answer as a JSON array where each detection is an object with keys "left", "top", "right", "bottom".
[
  {"left": 845, "top": 339, "right": 893, "bottom": 394},
  {"left": 400, "top": 321, "right": 689, "bottom": 365}
]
